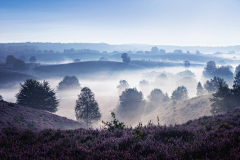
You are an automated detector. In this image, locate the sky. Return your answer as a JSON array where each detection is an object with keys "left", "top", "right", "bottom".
[{"left": 0, "top": 0, "right": 240, "bottom": 46}]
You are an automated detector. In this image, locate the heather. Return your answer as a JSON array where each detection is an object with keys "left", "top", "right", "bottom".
[{"left": 1, "top": 107, "right": 240, "bottom": 159}]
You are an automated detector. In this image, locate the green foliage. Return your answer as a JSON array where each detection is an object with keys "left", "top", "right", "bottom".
[
  {"left": 75, "top": 87, "right": 101, "bottom": 128},
  {"left": 16, "top": 79, "right": 59, "bottom": 113},
  {"left": 8, "top": 103, "right": 15, "bottom": 107},
  {"left": 102, "top": 110, "right": 126, "bottom": 131},
  {"left": 218, "top": 122, "right": 232, "bottom": 130},
  {"left": 131, "top": 123, "right": 143, "bottom": 142}
]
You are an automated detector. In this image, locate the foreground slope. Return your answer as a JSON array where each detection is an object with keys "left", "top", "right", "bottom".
[{"left": 0, "top": 101, "right": 85, "bottom": 131}]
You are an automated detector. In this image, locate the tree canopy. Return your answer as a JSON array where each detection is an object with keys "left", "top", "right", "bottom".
[
  {"left": 117, "top": 80, "right": 129, "bottom": 95},
  {"left": 204, "top": 76, "right": 228, "bottom": 93},
  {"left": 171, "top": 86, "right": 188, "bottom": 101},
  {"left": 184, "top": 61, "right": 190, "bottom": 69},
  {"left": 57, "top": 76, "right": 81, "bottom": 91},
  {"left": 29, "top": 56, "right": 37, "bottom": 63},
  {"left": 6, "top": 55, "right": 17, "bottom": 65},
  {"left": 13, "top": 59, "right": 25, "bottom": 70},
  {"left": 121, "top": 53, "right": 131, "bottom": 64},
  {"left": 196, "top": 82, "right": 204, "bottom": 96},
  {"left": 16, "top": 79, "right": 59, "bottom": 113},
  {"left": 75, "top": 87, "right": 101, "bottom": 128}
]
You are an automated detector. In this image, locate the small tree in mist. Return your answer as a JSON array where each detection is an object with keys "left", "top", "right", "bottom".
[
  {"left": 171, "top": 86, "right": 188, "bottom": 101},
  {"left": 148, "top": 88, "right": 165, "bottom": 103},
  {"left": 196, "top": 82, "right": 204, "bottom": 96},
  {"left": 184, "top": 61, "right": 190, "bottom": 69},
  {"left": 0, "top": 95, "right": 3, "bottom": 101},
  {"left": 16, "top": 79, "right": 59, "bottom": 113},
  {"left": 139, "top": 79, "right": 149, "bottom": 87},
  {"left": 204, "top": 76, "right": 228, "bottom": 93},
  {"left": 75, "top": 87, "right": 101, "bottom": 128},
  {"left": 121, "top": 53, "right": 131, "bottom": 64},
  {"left": 118, "top": 88, "right": 145, "bottom": 121},
  {"left": 29, "top": 56, "right": 37, "bottom": 63},
  {"left": 203, "top": 61, "right": 217, "bottom": 78},
  {"left": 235, "top": 65, "right": 240, "bottom": 75},
  {"left": 74, "top": 58, "right": 80, "bottom": 62},
  {"left": 57, "top": 76, "right": 81, "bottom": 91},
  {"left": 117, "top": 80, "right": 129, "bottom": 95}
]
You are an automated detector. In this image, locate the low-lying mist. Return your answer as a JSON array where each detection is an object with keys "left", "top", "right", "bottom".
[{"left": 0, "top": 65, "right": 218, "bottom": 129}]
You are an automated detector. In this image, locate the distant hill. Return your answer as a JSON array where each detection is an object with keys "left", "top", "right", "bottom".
[
  {"left": 33, "top": 61, "right": 146, "bottom": 78},
  {"left": 0, "top": 101, "right": 85, "bottom": 131},
  {"left": 0, "top": 68, "right": 41, "bottom": 88}
]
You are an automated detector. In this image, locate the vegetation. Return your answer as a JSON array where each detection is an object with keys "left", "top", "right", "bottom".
[
  {"left": 57, "top": 75, "right": 81, "bottom": 91},
  {"left": 121, "top": 53, "right": 131, "bottom": 64},
  {"left": 139, "top": 79, "right": 149, "bottom": 87},
  {"left": 99, "top": 57, "right": 108, "bottom": 61},
  {"left": 13, "top": 59, "right": 25, "bottom": 70},
  {"left": 29, "top": 56, "right": 37, "bottom": 63},
  {"left": 75, "top": 87, "right": 101, "bottom": 128},
  {"left": 204, "top": 76, "right": 228, "bottom": 93},
  {"left": 196, "top": 82, "right": 204, "bottom": 96},
  {"left": 0, "top": 95, "right": 3, "bottom": 101},
  {"left": 16, "top": 79, "right": 59, "bottom": 113},
  {"left": 171, "top": 86, "right": 188, "bottom": 101},
  {"left": 74, "top": 58, "right": 80, "bottom": 62},
  {"left": 117, "top": 80, "right": 129, "bottom": 95},
  {"left": 5, "top": 55, "right": 17, "bottom": 65},
  {"left": 184, "top": 61, "right": 190, "bottom": 69}
]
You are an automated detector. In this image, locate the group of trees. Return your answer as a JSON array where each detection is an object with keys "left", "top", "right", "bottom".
[{"left": 5, "top": 55, "right": 37, "bottom": 70}]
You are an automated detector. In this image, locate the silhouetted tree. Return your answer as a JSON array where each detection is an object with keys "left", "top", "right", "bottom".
[
  {"left": 6, "top": 55, "right": 16, "bottom": 65},
  {"left": 213, "top": 65, "right": 233, "bottom": 82},
  {"left": 13, "top": 59, "right": 25, "bottom": 70},
  {"left": 75, "top": 87, "right": 101, "bottom": 128},
  {"left": 16, "top": 79, "right": 59, "bottom": 113},
  {"left": 204, "top": 76, "right": 228, "bottom": 93},
  {"left": 171, "top": 86, "right": 188, "bottom": 101},
  {"left": 234, "top": 71, "right": 240, "bottom": 87},
  {"left": 196, "top": 50, "right": 200, "bottom": 54},
  {"left": 29, "top": 56, "right": 37, "bottom": 63},
  {"left": 121, "top": 53, "right": 131, "bottom": 64},
  {"left": 148, "top": 89, "right": 165, "bottom": 102},
  {"left": 117, "top": 80, "right": 129, "bottom": 95},
  {"left": 57, "top": 76, "right": 81, "bottom": 91},
  {"left": 159, "top": 49, "right": 166, "bottom": 54},
  {"left": 184, "top": 61, "right": 190, "bottom": 69},
  {"left": 151, "top": 47, "right": 159, "bottom": 54},
  {"left": 210, "top": 82, "right": 234, "bottom": 115},
  {"left": 119, "top": 88, "right": 145, "bottom": 116},
  {"left": 203, "top": 61, "right": 217, "bottom": 78},
  {"left": 196, "top": 82, "right": 204, "bottom": 96},
  {"left": 173, "top": 49, "right": 183, "bottom": 54},
  {"left": 0, "top": 95, "right": 3, "bottom": 101}
]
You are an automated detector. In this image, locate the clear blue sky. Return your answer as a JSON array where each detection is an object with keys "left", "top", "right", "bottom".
[{"left": 0, "top": 0, "right": 240, "bottom": 46}]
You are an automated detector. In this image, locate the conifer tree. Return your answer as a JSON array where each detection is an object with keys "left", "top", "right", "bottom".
[{"left": 75, "top": 87, "right": 101, "bottom": 128}]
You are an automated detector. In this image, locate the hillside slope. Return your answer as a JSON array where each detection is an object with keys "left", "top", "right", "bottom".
[
  {"left": 0, "top": 101, "right": 85, "bottom": 131},
  {"left": 141, "top": 94, "right": 213, "bottom": 126}
]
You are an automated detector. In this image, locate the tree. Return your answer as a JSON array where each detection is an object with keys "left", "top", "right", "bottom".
[
  {"left": 177, "top": 70, "right": 196, "bottom": 78},
  {"left": 203, "top": 61, "right": 217, "bottom": 78},
  {"left": 234, "top": 71, "right": 240, "bottom": 87},
  {"left": 159, "top": 49, "right": 166, "bottom": 54},
  {"left": 19, "top": 55, "right": 27, "bottom": 62},
  {"left": 13, "top": 59, "right": 26, "bottom": 70},
  {"left": 16, "top": 79, "right": 59, "bottom": 113},
  {"left": 74, "top": 59, "right": 80, "bottom": 62},
  {"left": 29, "top": 56, "right": 37, "bottom": 63},
  {"left": 117, "top": 80, "right": 129, "bottom": 95},
  {"left": 195, "top": 50, "right": 200, "bottom": 54},
  {"left": 204, "top": 76, "right": 228, "bottom": 93},
  {"left": 148, "top": 88, "right": 165, "bottom": 103},
  {"left": 210, "top": 82, "right": 235, "bottom": 115},
  {"left": 139, "top": 80, "right": 149, "bottom": 87},
  {"left": 118, "top": 88, "right": 145, "bottom": 121},
  {"left": 171, "top": 86, "right": 188, "bottom": 101},
  {"left": 75, "top": 87, "right": 101, "bottom": 128},
  {"left": 99, "top": 57, "right": 108, "bottom": 61},
  {"left": 184, "top": 61, "right": 190, "bottom": 69},
  {"left": 0, "top": 95, "right": 3, "bottom": 101},
  {"left": 235, "top": 64, "right": 240, "bottom": 76},
  {"left": 196, "top": 82, "right": 204, "bottom": 96},
  {"left": 6, "top": 55, "right": 16, "bottom": 65},
  {"left": 213, "top": 65, "right": 233, "bottom": 82},
  {"left": 57, "top": 76, "right": 81, "bottom": 91},
  {"left": 162, "top": 93, "right": 171, "bottom": 102},
  {"left": 121, "top": 53, "right": 131, "bottom": 64},
  {"left": 151, "top": 47, "right": 159, "bottom": 54}
]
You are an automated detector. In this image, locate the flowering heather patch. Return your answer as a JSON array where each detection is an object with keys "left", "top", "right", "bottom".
[
  {"left": 0, "top": 101, "right": 85, "bottom": 131},
  {"left": 1, "top": 105, "right": 240, "bottom": 159}
]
